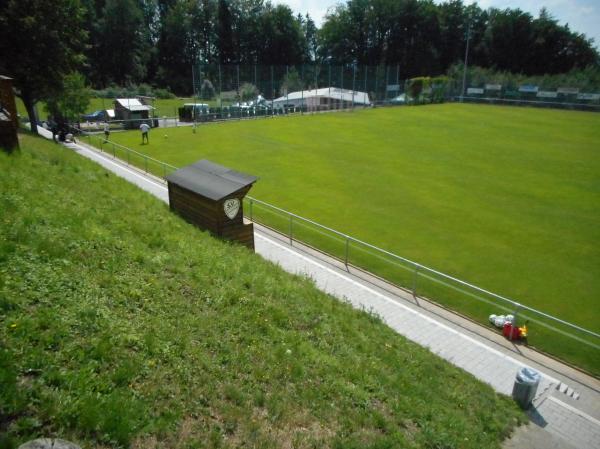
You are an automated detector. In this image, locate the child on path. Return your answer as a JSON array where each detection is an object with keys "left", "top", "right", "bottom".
[{"left": 140, "top": 122, "right": 150, "bottom": 144}]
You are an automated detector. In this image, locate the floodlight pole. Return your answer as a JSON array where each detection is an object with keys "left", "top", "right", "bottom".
[{"left": 461, "top": 21, "right": 472, "bottom": 102}]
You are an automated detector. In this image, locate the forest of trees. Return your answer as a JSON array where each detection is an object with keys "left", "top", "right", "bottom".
[
  {"left": 64, "top": 0, "right": 595, "bottom": 93},
  {"left": 1, "top": 0, "right": 599, "bottom": 126},
  {"left": 80, "top": 0, "right": 598, "bottom": 93}
]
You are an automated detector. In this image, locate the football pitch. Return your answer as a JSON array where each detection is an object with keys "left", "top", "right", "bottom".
[{"left": 99, "top": 104, "right": 600, "bottom": 371}]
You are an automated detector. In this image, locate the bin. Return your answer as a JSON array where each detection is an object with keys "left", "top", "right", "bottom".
[{"left": 512, "top": 367, "right": 541, "bottom": 409}]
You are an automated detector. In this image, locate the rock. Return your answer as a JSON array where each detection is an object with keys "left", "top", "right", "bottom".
[{"left": 19, "top": 439, "right": 81, "bottom": 449}]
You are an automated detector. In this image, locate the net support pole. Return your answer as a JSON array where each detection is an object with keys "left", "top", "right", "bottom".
[
  {"left": 352, "top": 63, "right": 356, "bottom": 109},
  {"left": 301, "top": 64, "right": 304, "bottom": 114},
  {"left": 341, "top": 66, "right": 344, "bottom": 109},
  {"left": 375, "top": 66, "right": 378, "bottom": 104},
  {"left": 328, "top": 64, "right": 331, "bottom": 110},
  {"left": 271, "top": 65, "right": 274, "bottom": 115}
]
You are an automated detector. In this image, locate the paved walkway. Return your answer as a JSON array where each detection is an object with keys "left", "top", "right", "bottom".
[{"left": 38, "top": 129, "right": 600, "bottom": 448}]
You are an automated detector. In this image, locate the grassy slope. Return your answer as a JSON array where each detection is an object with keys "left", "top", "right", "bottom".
[
  {"left": 0, "top": 134, "right": 524, "bottom": 448},
  {"left": 101, "top": 104, "right": 600, "bottom": 332}
]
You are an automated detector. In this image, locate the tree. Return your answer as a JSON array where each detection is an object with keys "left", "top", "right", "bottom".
[
  {"left": 156, "top": 0, "right": 195, "bottom": 94},
  {"left": 280, "top": 68, "right": 303, "bottom": 95},
  {"left": 200, "top": 79, "right": 215, "bottom": 99},
  {"left": 96, "top": 0, "right": 149, "bottom": 86},
  {"left": 437, "top": 0, "right": 467, "bottom": 69},
  {"left": 259, "top": 4, "right": 305, "bottom": 65},
  {"left": 239, "top": 82, "right": 258, "bottom": 101},
  {"left": 0, "top": 0, "right": 87, "bottom": 134},
  {"left": 304, "top": 14, "right": 318, "bottom": 62},
  {"left": 217, "top": 0, "right": 236, "bottom": 63},
  {"left": 45, "top": 73, "right": 92, "bottom": 122}
]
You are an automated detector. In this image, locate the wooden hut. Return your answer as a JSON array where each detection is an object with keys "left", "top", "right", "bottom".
[
  {"left": 114, "top": 98, "right": 154, "bottom": 128},
  {"left": 0, "top": 76, "right": 19, "bottom": 152},
  {"left": 166, "top": 160, "right": 258, "bottom": 249}
]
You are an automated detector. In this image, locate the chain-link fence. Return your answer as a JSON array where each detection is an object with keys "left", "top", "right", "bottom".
[
  {"left": 189, "top": 63, "right": 600, "bottom": 116},
  {"left": 449, "top": 81, "right": 600, "bottom": 111},
  {"left": 192, "top": 64, "right": 413, "bottom": 111}
]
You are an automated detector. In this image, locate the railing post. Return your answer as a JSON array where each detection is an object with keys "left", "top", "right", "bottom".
[
  {"left": 127, "top": 148, "right": 130, "bottom": 165},
  {"left": 344, "top": 236, "right": 349, "bottom": 267},
  {"left": 412, "top": 265, "right": 420, "bottom": 296},
  {"left": 112, "top": 143, "right": 115, "bottom": 158},
  {"left": 249, "top": 199, "right": 253, "bottom": 221},
  {"left": 144, "top": 156, "right": 148, "bottom": 173},
  {"left": 289, "top": 215, "right": 293, "bottom": 245},
  {"left": 510, "top": 303, "right": 522, "bottom": 341}
]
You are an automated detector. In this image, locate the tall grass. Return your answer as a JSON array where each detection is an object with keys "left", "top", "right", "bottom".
[{"left": 0, "top": 134, "right": 525, "bottom": 448}]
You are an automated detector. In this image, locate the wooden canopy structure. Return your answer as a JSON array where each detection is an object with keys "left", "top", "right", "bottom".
[{"left": 166, "top": 160, "right": 258, "bottom": 249}]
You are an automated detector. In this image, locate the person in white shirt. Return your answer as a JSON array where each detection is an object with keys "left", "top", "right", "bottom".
[
  {"left": 104, "top": 122, "right": 110, "bottom": 142},
  {"left": 140, "top": 122, "right": 150, "bottom": 144}
]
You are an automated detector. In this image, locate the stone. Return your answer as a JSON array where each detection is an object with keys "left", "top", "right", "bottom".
[{"left": 18, "top": 439, "right": 81, "bottom": 449}]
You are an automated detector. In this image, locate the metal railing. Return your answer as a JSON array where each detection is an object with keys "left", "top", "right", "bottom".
[
  {"left": 244, "top": 197, "right": 599, "bottom": 344},
  {"left": 79, "top": 130, "right": 179, "bottom": 180},
  {"left": 76, "top": 131, "right": 600, "bottom": 374},
  {"left": 454, "top": 95, "right": 600, "bottom": 112}
]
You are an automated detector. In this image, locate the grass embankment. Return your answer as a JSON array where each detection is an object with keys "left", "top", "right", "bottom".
[
  {"left": 0, "top": 134, "right": 524, "bottom": 448},
  {"left": 94, "top": 104, "right": 600, "bottom": 375}
]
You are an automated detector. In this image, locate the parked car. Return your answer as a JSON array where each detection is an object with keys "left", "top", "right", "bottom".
[{"left": 82, "top": 110, "right": 106, "bottom": 122}]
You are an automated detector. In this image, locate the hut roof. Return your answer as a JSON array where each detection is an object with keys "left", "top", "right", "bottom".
[
  {"left": 115, "top": 98, "right": 154, "bottom": 111},
  {"left": 166, "top": 160, "right": 257, "bottom": 201}
]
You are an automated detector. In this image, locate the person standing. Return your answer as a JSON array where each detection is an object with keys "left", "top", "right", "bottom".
[
  {"left": 140, "top": 122, "right": 150, "bottom": 144},
  {"left": 103, "top": 122, "right": 110, "bottom": 142}
]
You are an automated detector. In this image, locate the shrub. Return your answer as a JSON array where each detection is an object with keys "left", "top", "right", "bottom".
[
  {"left": 239, "top": 82, "right": 258, "bottom": 102},
  {"left": 200, "top": 79, "right": 215, "bottom": 100},
  {"left": 406, "top": 77, "right": 426, "bottom": 102},
  {"left": 154, "top": 88, "right": 176, "bottom": 99}
]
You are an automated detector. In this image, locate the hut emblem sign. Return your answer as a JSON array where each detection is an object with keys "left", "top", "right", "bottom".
[{"left": 224, "top": 198, "right": 240, "bottom": 219}]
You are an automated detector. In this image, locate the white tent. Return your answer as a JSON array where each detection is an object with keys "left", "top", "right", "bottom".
[{"left": 272, "top": 87, "right": 370, "bottom": 110}]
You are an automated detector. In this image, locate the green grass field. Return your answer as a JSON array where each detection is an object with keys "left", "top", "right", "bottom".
[
  {"left": 0, "top": 134, "right": 525, "bottom": 448},
  {"left": 94, "top": 104, "right": 600, "bottom": 373}
]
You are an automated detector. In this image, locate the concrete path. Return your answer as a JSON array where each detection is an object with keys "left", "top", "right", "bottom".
[{"left": 36, "top": 129, "right": 600, "bottom": 449}]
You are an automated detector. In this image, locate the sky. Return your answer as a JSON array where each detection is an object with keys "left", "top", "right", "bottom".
[{"left": 274, "top": 0, "right": 600, "bottom": 49}]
